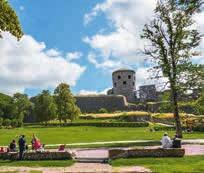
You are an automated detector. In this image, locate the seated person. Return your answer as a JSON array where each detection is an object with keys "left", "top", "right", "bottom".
[
  {"left": 0, "top": 147, "right": 5, "bottom": 153},
  {"left": 58, "top": 145, "right": 65, "bottom": 151},
  {"left": 9, "top": 140, "right": 17, "bottom": 152},
  {"left": 172, "top": 134, "right": 181, "bottom": 148},
  {"left": 37, "top": 144, "right": 45, "bottom": 153},
  {"left": 161, "top": 132, "right": 172, "bottom": 148}
]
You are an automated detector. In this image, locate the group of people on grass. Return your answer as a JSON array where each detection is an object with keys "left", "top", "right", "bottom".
[
  {"left": 0, "top": 134, "right": 45, "bottom": 160},
  {"left": 161, "top": 132, "right": 181, "bottom": 149},
  {"left": 0, "top": 132, "right": 180, "bottom": 160}
]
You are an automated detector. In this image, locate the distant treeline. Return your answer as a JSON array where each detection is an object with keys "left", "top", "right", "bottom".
[{"left": 0, "top": 83, "right": 80, "bottom": 127}]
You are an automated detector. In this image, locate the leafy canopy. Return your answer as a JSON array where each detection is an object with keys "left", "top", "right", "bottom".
[
  {"left": 0, "top": 0, "right": 23, "bottom": 39},
  {"left": 54, "top": 83, "right": 81, "bottom": 122}
]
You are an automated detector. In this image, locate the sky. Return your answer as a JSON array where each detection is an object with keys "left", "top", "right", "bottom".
[{"left": 0, "top": 0, "right": 203, "bottom": 96}]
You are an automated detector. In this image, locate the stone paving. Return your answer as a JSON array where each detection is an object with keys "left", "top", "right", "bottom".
[
  {"left": 0, "top": 163, "right": 152, "bottom": 173},
  {"left": 0, "top": 145, "right": 204, "bottom": 173}
]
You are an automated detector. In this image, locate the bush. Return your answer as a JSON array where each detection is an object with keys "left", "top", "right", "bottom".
[
  {"left": 98, "top": 108, "right": 108, "bottom": 114},
  {"left": 11, "top": 119, "right": 23, "bottom": 127},
  {"left": 0, "top": 117, "right": 3, "bottom": 126},
  {"left": 193, "top": 123, "right": 204, "bottom": 132},
  {"left": 2, "top": 119, "right": 11, "bottom": 126},
  {"left": 118, "top": 112, "right": 151, "bottom": 122}
]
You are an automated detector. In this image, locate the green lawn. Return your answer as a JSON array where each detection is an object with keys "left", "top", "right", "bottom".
[
  {"left": 0, "top": 126, "right": 204, "bottom": 146},
  {"left": 111, "top": 156, "right": 204, "bottom": 173},
  {"left": 0, "top": 160, "right": 74, "bottom": 167}
]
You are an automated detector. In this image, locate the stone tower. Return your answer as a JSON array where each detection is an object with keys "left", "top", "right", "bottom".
[{"left": 109, "top": 68, "right": 136, "bottom": 102}]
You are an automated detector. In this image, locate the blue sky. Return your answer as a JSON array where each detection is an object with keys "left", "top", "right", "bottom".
[
  {"left": 8, "top": 0, "right": 111, "bottom": 96},
  {"left": 1, "top": 0, "right": 203, "bottom": 96}
]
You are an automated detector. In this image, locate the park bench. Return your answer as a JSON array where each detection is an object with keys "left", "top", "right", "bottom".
[
  {"left": 109, "top": 148, "right": 185, "bottom": 160},
  {"left": 0, "top": 151, "right": 73, "bottom": 160}
]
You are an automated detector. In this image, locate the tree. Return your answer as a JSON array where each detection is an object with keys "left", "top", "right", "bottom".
[
  {"left": 0, "top": 93, "right": 15, "bottom": 119},
  {"left": 0, "top": 0, "right": 23, "bottom": 39},
  {"left": 54, "top": 83, "right": 81, "bottom": 123},
  {"left": 141, "top": 0, "right": 203, "bottom": 137},
  {"left": 12, "top": 93, "right": 32, "bottom": 122},
  {"left": 34, "top": 90, "right": 57, "bottom": 123}
]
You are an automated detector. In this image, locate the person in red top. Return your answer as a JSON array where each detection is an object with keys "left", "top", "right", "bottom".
[
  {"left": 31, "top": 134, "right": 42, "bottom": 151},
  {"left": 0, "top": 147, "right": 5, "bottom": 153}
]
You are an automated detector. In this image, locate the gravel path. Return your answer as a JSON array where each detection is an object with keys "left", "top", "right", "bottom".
[{"left": 0, "top": 163, "right": 151, "bottom": 173}]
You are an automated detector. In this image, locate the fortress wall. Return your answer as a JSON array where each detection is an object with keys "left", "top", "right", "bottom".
[{"left": 75, "top": 95, "right": 128, "bottom": 113}]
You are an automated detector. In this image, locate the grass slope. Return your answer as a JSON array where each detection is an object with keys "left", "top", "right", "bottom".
[
  {"left": 0, "top": 126, "right": 204, "bottom": 146},
  {"left": 0, "top": 160, "right": 74, "bottom": 167},
  {"left": 111, "top": 156, "right": 204, "bottom": 173}
]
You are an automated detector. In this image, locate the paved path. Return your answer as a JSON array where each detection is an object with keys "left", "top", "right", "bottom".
[
  {"left": 1, "top": 139, "right": 204, "bottom": 148},
  {"left": 0, "top": 163, "right": 151, "bottom": 173}
]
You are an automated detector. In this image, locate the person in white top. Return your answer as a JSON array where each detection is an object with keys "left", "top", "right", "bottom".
[{"left": 161, "top": 132, "right": 172, "bottom": 148}]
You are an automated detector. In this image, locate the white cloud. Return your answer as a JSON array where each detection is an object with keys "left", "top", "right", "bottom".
[
  {"left": 78, "top": 87, "right": 111, "bottom": 95},
  {"left": 84, "top": 0, "right": 156, "bottom": 69},
  {"left": 84, "top": 0, "right": 204, "bottom": 70},
  {"left": 0, "top": 32, "right": 86, "bottom": 94},
  {"left": 135, "top": 67, "right": 169, "bottom": 91},
  {"left": 66, "top": 51, "right": 83, "bottom": 61}
]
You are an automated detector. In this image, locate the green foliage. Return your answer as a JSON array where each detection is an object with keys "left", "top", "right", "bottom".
[
  {"left": 13, "top": 93, "right": 33, "bottom": 121},
  {"left": 0, "top": 0, "right": 23, "bottom": 39},
  {"left": 98, "top": 108, "right": 108, "bottom": 113},
  {"left": 0, "top": 117, "right": 2, "bottom": 126},
  {"left": 0, "top": 93, "right": 15, "bottom": 119},
  {"left": 195, "top": 91, "right": 204, "bottom": 115},
  {"left": 54, "top": 83, "right": 81, "bottom": 122},
  {"left": 34, "top": 90, "right": 57, "bottom": 123},
  {"left": 158, "top": 102, "right": 173, "bottom": 113},
  {"left": 10, "top": 119, "right": 23, "bottom": 128},
  {"left": 2, "top": 118, "right": 11, "bottom": 126},
  {"left": 193, "top": 123, "right": 204, "bottom": 132},
  {"left": 141, "top": 0, "right": 203, "bottom": 137}
]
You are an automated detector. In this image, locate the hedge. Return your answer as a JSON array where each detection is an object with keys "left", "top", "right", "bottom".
[
  {"left": 193, "top": 123, "right": 204, "bottom": 132},
  {"left": 25, "top": 122, "right": 149, "bottom": 128}
]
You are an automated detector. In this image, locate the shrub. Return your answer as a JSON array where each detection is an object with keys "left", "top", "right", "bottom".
[
  {"left": 118, "top": 112, "right": 151, "bottom": 122},
  {"left": 2, "top": 119, "right": 11, "bottom": 126},
  {"left": 0, "top": 117, "right": 3, "bottom": 126},
  {"left": 98, "top": 108, "right": 108, "bottom": 114},
  {"left": 193, "top": 123, "right": 204, "bottom": 132},
  {"left": 11, "top": 119, "right": 23, "bottom": 127}
]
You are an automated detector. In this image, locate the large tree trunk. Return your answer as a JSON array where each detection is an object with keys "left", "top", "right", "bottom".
[{"left": 171, "top": 86, "right": 183, "bottom": 138}]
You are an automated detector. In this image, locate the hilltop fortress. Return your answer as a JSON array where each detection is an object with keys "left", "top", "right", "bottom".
[
  {"left": 75, "top": 68, "right": 154, "bottom": 113},
  {"left": 75, "top": 68, "right": 201, "bottom": 113}
]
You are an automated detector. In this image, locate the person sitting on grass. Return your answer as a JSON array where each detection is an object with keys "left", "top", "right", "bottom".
[
  {"left": 161, "top": 132, "right": 172, "bottom": 148},
  {"left": 9, "top": 140, "right": 17, "bottom": 152}
]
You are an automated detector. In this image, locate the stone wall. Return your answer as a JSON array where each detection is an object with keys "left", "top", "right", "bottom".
[
  {"left": 109, "top": 148, "right": 185, "bottom": 159},
  {"left": 139, "top": 85, "right": 158, "bottom": 102},
  {"left": 75, "top": 95, "right": 128, "bottom": 113},
  {"left": 0, "top": 151, "right": 73, "bottom": 160}
]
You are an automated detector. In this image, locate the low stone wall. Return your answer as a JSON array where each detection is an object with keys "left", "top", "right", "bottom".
[
  {"left": 75, "top": 95, "right": 128, "bottom": 113},
  {"left": 0, "top": 151, "right": 73, "bottom": 161},
  {"left": 109, "top": 148, "right": 185, "bottom": 159}
]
